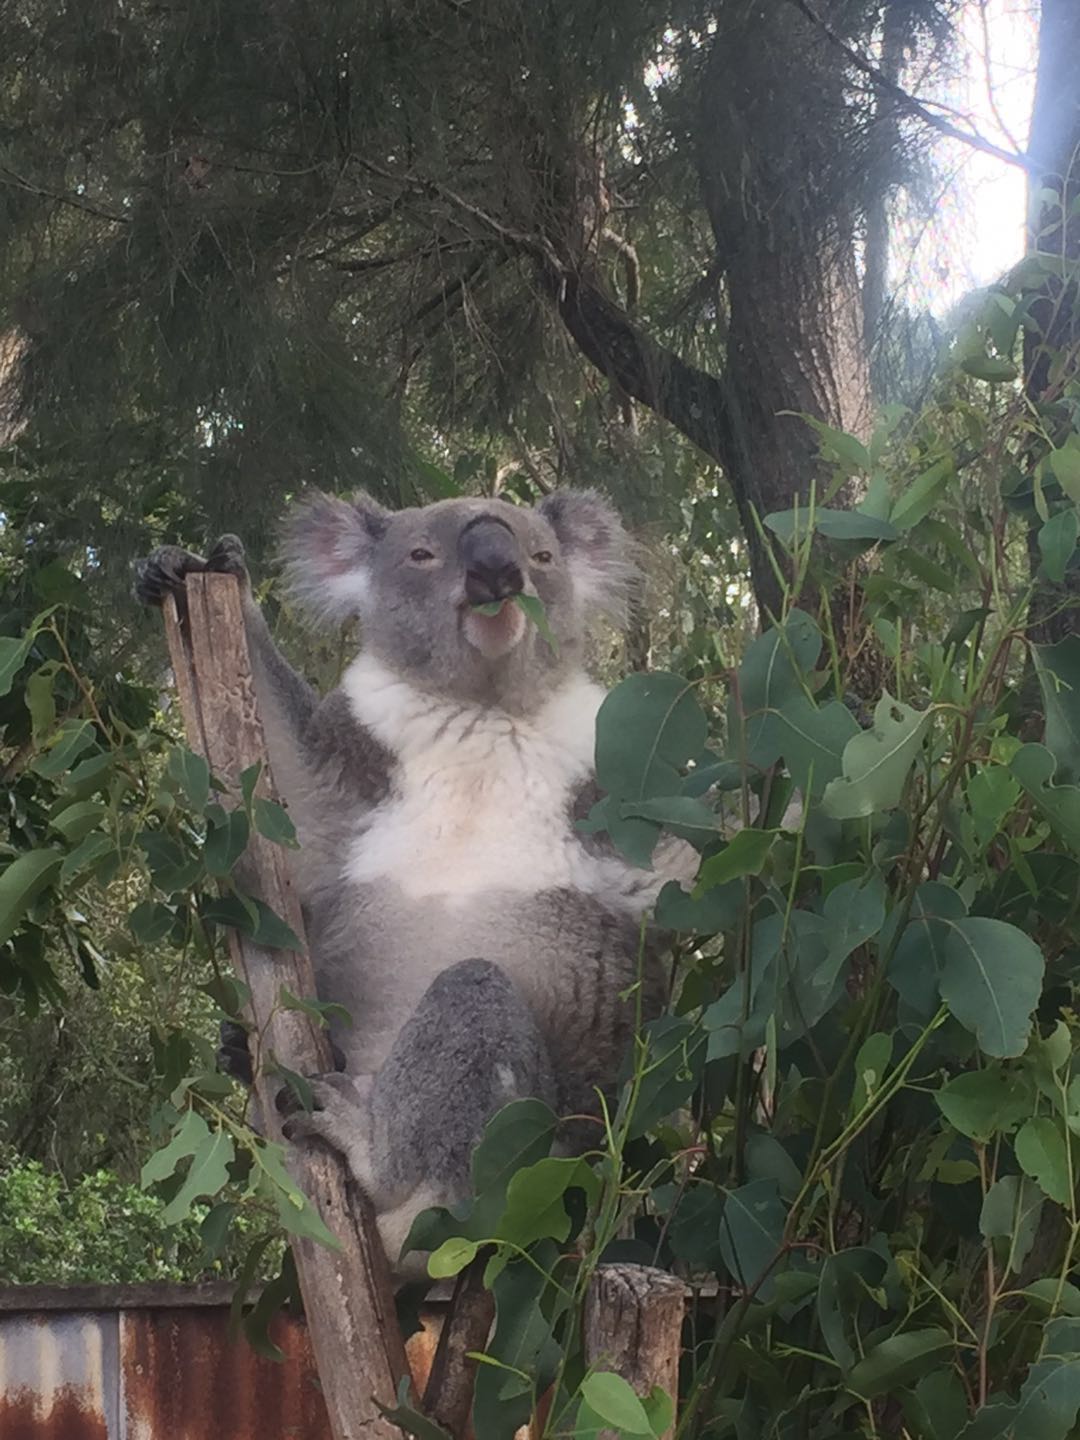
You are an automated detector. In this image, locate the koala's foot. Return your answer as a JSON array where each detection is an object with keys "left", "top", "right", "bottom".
[
  {"left": 279, "top": 1072, "right": 376, "bottom": 1192},
  {"left": 133, "top": 534, "right": 247, "bottom": 607},
  {"left": 217, "top": 1021, "right": 347, "bottom": 1090}
]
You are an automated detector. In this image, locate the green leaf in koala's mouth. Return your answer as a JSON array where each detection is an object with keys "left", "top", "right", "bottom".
[
  {"left": 469, "top": 594, "right": 560, "bottom": 654},
  {"left": 512, "top": 593, "right": 559, "bottom": 655}
]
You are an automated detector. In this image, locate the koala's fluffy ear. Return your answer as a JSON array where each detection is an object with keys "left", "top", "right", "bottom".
[
  {"left": 537, "top": 489, "right": 637, "bottom": 627},
  {"left": 281, "top": 490, "right": 389, "bottom": 621}
]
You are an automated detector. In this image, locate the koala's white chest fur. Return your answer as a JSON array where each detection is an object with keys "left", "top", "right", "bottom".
[{"left": 341, "top": 655, "right": 604, "bottom": 903}]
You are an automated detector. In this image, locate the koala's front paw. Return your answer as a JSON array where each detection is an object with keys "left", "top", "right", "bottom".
[
  {"left": 279, "top": 1072, "right": 374, "bottom": 1187},
  {"left": 133, "top": 534, "right": 248, "bottom": 607},
  {"left": 132, "top": 544, "right": 208, "bottom": 607},
  {"left": 205, "top": 533, "right": 248, "bottom": 582}
]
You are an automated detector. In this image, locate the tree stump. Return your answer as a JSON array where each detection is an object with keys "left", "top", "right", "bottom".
[{"left": 584, "top": 1265, "right": 685, "bottom": 1440}]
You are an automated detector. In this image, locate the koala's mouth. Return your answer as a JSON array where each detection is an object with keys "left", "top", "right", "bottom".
[{"left": 462, "top": 600, "right": 527, "bottom": 660}]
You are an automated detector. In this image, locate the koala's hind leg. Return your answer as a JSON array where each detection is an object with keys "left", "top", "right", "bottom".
[
  {"left": 283, "top": 959, "right": 556, "bottom": 1275},
  {"left": 367, "top": 959, "right": 558, "bottom": 1211}
]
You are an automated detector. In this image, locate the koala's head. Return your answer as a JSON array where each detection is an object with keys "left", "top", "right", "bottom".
[{"left": 282, "top": 489, "right": 634, "bottom": 709}]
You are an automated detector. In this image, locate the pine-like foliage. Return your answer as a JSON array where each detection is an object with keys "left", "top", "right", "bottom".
[{"left": 1, "top": 0, "right": 958, "bottom": 604}]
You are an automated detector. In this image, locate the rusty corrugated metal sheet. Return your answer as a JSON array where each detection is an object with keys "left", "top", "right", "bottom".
[
  {"left": 120, "top": 1308, "right": 333, "bottom": 1440},
  {"left": 0, "top": 1311, "right": 114, "bottom": 1439},
  {"left": 0, "top": 1287, "right": 445, "bottom": 1440}
]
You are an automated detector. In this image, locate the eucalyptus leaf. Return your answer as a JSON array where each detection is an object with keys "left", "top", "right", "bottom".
[
  {"left": 822, "top": 694, "right": 930, "bottom": 820},
  {"left": 717, "top": 1179, "right": 787, "bottom": 1300},
  {"left": 0, "top": 633, "right": 33, "bottom": 697},
  {"left": 765, "top": 507, "right": 899, "bottom": 545},
  {"left": 1011, "top": 745, "right": 1080, "bottom": 850},
  {"left": 938, "top": 917, "right": 1044, "bottom": 1058},
  {"left": 579, "top": 1373, "right": 653, "bottom": 1436},
  {"left": 472, "top": 1246, "right": 563, "bottom": 1440},
  {"left": 49, "top": 800, "right": 107, "bottom": 845},
  {"left": 1015, "top": 1116, "right": 1072, "bottom": 1205},
  {"left": 166, "top": 746, "right": 211, "bottom": 813},
  {"left": 847, "top": 1329, "right": 952, "bottom": 1399},
  {"left": 1039, "top": 508, "right": 1080, "bottom": 583},
  {"left": 890, "top": 457, "right": 954, "bottom": 531},
  {"left": 31, "top": 721, "right": 96, "bottom": 778},
  {"left": 204, "top": 807, "right": 251, "bottom": 875},
  {"left": 961, "top": 355, "right": 1018, "bottom": 383},
  {"left": 1033, "top": 637, "right": 1080, "bottom": 783},
  {"left": 653, "top": 878, "right": 741, "bottom": 934},
  {"left": 695, "top": 828, "right": 778, "bottom": 890},
  {"left": 595, "top": 672, "right": 707, "bottom": 802},
  {"left": 937, "top": 1068, "right": 1032, "bottom": 1143},
  {"left": 0, "top": 849, "right": 63, "bottom": 947},
  {"left": 980, "top": 1175, "right": 1043, "bottom": 1272},
  {"left": 253, "top": 797, "right": 299, "bottom": 848}
]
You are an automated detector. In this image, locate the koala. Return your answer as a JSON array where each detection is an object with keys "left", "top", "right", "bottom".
[{"left": 135, "top": 490, "right": 696, "bottom": 1278}]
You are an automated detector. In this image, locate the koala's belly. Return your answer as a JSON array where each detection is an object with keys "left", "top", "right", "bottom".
[{"left": 309, "top": 879, "right": 651, "bottom": 1080}]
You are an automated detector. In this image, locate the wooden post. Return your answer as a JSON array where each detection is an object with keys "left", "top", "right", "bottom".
[
  {"left": 161, "top": 574, "right": 407, "bottom": 1440},
  {"left": 584, "top": 1266, "right": 684, "bottom": 1440}
]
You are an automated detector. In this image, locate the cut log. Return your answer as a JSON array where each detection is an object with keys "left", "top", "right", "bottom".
[
  {"left": 161, "top": 574, "right": 406, "bottom": 1440},
  {"left": 584, "top": 1265, "right": 684, "bottom": 1440}
]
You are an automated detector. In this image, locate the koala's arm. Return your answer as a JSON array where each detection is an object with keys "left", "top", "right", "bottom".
[{"left": 135, "top": 536, "right": 395, "bottom": 832}]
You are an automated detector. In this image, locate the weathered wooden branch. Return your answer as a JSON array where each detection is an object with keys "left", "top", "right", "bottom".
[
  {"left": 584, "top": 1265, "right": 685, "bottom": 1440},
  {"left": 161, "top": 573, "right": 407, "bottom": 1440},
  {"left": 422, "top": 1257, "right": 496, "bottom": 1437}
]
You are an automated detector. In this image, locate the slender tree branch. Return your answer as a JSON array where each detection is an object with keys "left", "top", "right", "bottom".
[
  {"left": 0, "top": 166, "right": 130, "bottom": 224},
  {"left": 786, "top": 0, "right": 1037, "bottom": 173}
]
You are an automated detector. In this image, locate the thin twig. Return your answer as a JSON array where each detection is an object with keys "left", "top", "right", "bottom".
[
  {"left": 786, "top": 0, "right": 1036, "bottom": 174},
  {"left": 0, "top": 166, "right": 130, "bottom": 224}
]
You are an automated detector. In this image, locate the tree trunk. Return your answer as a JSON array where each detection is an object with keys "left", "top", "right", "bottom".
[
  {"left": 551, "top": 2, "right": 873, "bottom": 623},
  {"left": 1025, "top": 0, "right": 1080, "bottom": 643},
  {"left": 863, "top": 2, "right": 908, "bottom": 390}
]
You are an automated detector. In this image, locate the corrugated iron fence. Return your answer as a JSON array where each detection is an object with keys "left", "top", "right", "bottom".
[{"left": 0, "top": 1283, "right": 441, "bottom": 1440}]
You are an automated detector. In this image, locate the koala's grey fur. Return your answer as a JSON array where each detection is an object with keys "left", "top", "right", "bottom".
[{"left": 135, "top": 491, "right": 695, "bottom": 1278}]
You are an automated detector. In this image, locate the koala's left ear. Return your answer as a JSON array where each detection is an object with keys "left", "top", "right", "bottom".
[{"left": 537, "top": 489, "right": 637, "bottom": 626}]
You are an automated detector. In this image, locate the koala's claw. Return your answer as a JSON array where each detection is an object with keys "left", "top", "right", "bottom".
[
  {"left": 279, "top": 1073, "right": 370, "bottom": 1158},
  {"left": 206, "top": 533, "right": 247, "bottom": 577},
  {"left": 133, "top": 544, "right": 206, "bottom": 607},
  {"left": 133, "top": 534, "right": 247, "bottom": 607}
]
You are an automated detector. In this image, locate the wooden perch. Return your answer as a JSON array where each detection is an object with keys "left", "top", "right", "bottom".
[
  {"left": 422, "top": 1258, "right": 496, "bottom": 1437},
  {"left": 585, "top": 1265, "right": 685, "bottom": 1440},
  {"left": 162, "top": 572, "right": 407, "bottom": 1440}
]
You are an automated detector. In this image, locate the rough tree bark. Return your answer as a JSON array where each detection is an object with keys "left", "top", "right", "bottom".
[
  {"left": 584, "top": 1265, "right": 685, "bottom": 1440},
  {"left": 547, "top": 3, "right": 873, "bottom": 622},
  {"left": 1025, "top": 0, "right": 1080, "bottom": 643}
]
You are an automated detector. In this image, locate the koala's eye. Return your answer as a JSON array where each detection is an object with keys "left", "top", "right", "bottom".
[
  {"left": 532, "top": 550, "right": 554, "bottom": 565},
  {"left": 409, "top": 547, "right": 436, "bottom": 563}
]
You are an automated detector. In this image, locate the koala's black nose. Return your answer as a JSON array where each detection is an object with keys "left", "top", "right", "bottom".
[{"left": 460, "top": 517, "right": 524, "bottom": 605}]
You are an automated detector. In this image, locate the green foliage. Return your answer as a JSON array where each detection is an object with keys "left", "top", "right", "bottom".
[
  {"left": 0, "top": 573, "right": 323, "bottom": 1314},
  {"left": 0, "top": 1152, "right": 276, "bottom": 1284},
  {"left": 380, "top": 320, "right": 1080, "bottom": 1437},
  {"left": 2, "top": 246, "right": 1080, "bottom": 1434}
]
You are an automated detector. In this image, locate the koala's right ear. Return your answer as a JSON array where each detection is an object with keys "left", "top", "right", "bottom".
[{"left": 281, "top": 490, "right": 389, "bottom": 622}]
